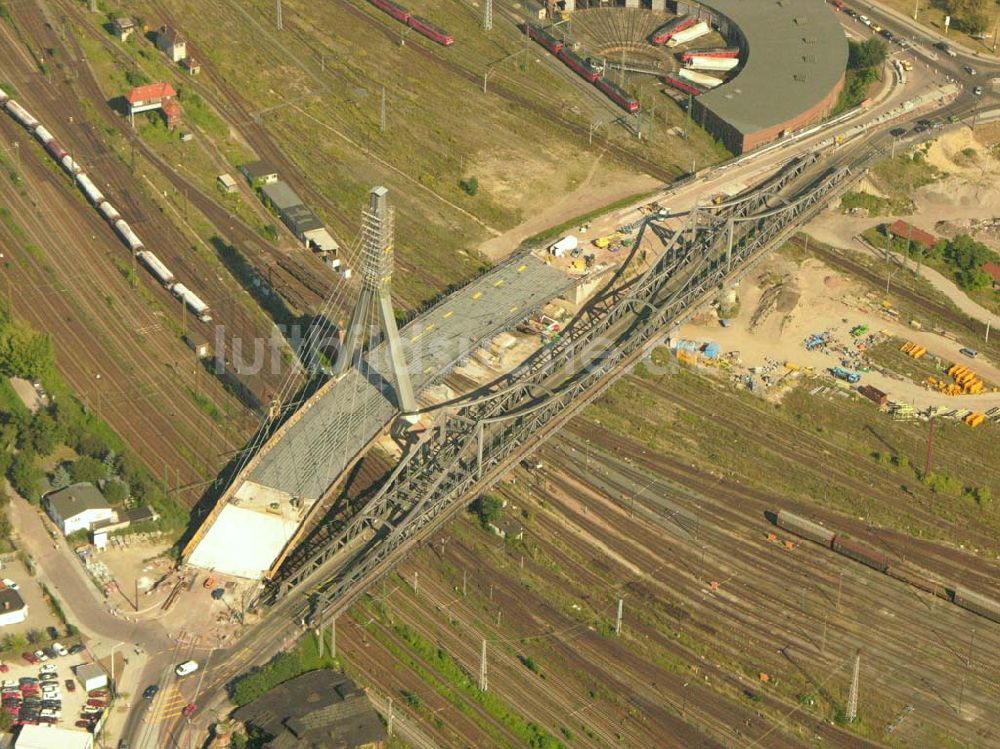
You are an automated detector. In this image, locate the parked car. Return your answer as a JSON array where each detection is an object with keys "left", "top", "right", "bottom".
[
  {"left": 142, "top": 685, "right": 159, "bottom": 700},
  {"left": 39, "top": 664, "right": 57, "bottom": 675},
  {"left": 82, "top": 705, "right": 103, "bottom": 715},
  {"left": 88, "top": 689, "right": 108, "bottom": 698},
  {"left": 51, "top": 643, "right": 68, "bottom": 657},
  {"left": 965, "top": 65, "right": 977, "bottom": 75},
  {"left": 175, "top": 661, "right": 199, "bottom": 677},
  {"left": 32, "top": 651, "right": 48, "bottom": 663},
  {"left": 86, "top": 699, "right": 106, "bottom": 708},
  {"left": 68, "top": 644, "right": 85, "bottom": 655},
  {"left": 973, "top": 86, "right": 983, "bottom": 96},
  {"left": 1, "top": 579, "right": 19, "bottom": 591},
  {"left": 960, "top": 347, "right": 978, "bottom": 358},
  {"left": 76, "top": 720, "right": 92, "bottom": 729},
  {"left": 38, "top": 716, "right": 56, "bottom": 724},
  {"left": 22, "top": 653, "right": 39, "bottom": 665},
  {"left": 0, "top": 663, "right": 9, "bottom": 673},
  {"left": 18, "top": 677, "right": 37, "bottom": 686},
  {"left": 890, "top": 127, "right": 907, "bottom": 137},
  {"left": 64, "top": 680, "right": 76, "bottom": 692}
]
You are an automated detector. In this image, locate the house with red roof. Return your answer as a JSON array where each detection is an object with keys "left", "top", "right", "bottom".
[
  {"left": 982, "top": 261, "right": 1000, "bottom": 289},
  {"left": 124, "top": 83, "right": 181, "bottom": 128},
  {"left": 887, "top": 220, "right": 937, "bottom": 251}
]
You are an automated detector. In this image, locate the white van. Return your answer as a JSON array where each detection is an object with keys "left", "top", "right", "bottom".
[{"left": 175, "top": 660, "right": 199, "bottom": 677}]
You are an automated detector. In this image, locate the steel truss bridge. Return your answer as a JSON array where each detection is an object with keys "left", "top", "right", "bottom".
[{"left": 255, "top": 142, "right": 886, "bottom": 624}]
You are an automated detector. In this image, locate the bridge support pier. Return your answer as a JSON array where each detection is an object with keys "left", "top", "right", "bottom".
[{"left": 334, "top": 187, "right": 417, "bottom": 420}]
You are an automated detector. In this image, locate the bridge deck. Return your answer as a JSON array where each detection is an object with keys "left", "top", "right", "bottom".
[{"left": 187, "top": 253, "right": 574, "bottom": 578}]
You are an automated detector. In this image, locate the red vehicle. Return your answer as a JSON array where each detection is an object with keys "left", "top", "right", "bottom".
[
  {"left": 594, "top": 77, "right": 640, "bottom": 113},
  {"left": 407, "top": 15, "right": 454, "bottom": 46},
  {"left": 651, "top": 15, "right": 695, "bottom": 46},
  {"left": 524, "top": 23, "right": 564, "bottom": 55},
  {"left": 87, "top": 690, "right": 108, "bottom": 698},
  {"left": 64, "top": 680, "right": 76, "bottom": 692},
  {"left": 86, "top": 698, "right": 106, "bottom": 708},
  {"left": 75, "top": 720, "right": 92, "bottom": 729},
  {"left": 22, "top": 652, "right": 39, "bottom": 665},
  {"left": 680, "top": 47, "right": 739, "bottom": 61},
  {"left": 557, "top": 48, "right": 600, "bottom": 83},
  {"left": 830, "top": 0, "right": 846, "bottom": 9},
  {"left": 0, "top": 662, "right": 9, "bottom": 673},
  {"left": 368, "top": 0, "right": 410, "bottom": 23},
  {"left": 182, "top": 703, "right": 197, "bottom": 718},
  {"left": 662, "top": 75, "right": 703, "bottom": 97}
]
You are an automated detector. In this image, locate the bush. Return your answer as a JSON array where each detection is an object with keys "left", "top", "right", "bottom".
[
  {"left": 70, "top": 456, "right": 105, "bottom": 485},
  {"left": 459, "top": 176, "right": 479, "bottom": 196}
]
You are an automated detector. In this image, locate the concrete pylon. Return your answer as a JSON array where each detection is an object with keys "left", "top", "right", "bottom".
[{"left": 334, "top": 186, "right": 417, "bottom": 419}]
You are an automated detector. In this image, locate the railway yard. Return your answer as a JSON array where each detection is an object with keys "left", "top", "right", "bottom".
[{"left": 0, "top": 0, "right": 996, "bottom": 746}]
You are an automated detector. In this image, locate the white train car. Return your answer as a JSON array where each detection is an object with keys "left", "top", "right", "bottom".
[
  {"left": 5, "top": 100, "right": 39, "bottom": 130},
  {"left": 678, "top": 68, "right": 724, "bottom": 89},
  {"left": 60, "top": 154, "right": 81, "bottom": 175},
  {"left": 113, "top": 219, "right": 144, "bottom": 253},
  {"left": 98, "top": 201, "right": 121, "bottom": 224},
  {"left": 666, "top": 21, "right": 710, "bottom": 48},
  {"left": 684, "top": 56, "right": 739, "bottom": 72},
  {"left": 33, "top": 124, "right": 54, "bottom": 145},
  {"left": 75, "top": 172, "right": 105, "bottom": 206},
  {"left": 171, "top": 283, "right": 213, "bottom": 322},
  {"left": 137, "top": 250, "right": 175, "bottom": 286}
]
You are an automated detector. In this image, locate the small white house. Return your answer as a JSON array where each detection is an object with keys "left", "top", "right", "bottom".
[
  {"left": 0, "top": 587, "right": 28, "bottom": 627},
  {"left": 45, "top": 483, "right": 117, "bottom": 537}
]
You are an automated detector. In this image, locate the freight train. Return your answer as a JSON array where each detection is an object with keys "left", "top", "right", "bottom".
[
  {"left": 0, "top": 85, "right": 213, "bottom": 323},
  {"left": 525, "top": 27, "right": 640, "bottom": 113},
  {"left": 367, "top": 0, "right": 453, "bottom": 45},
  {"left": 775, "top": 509, "right": 1000, "bottom": 625},
  {"left": 680, "top": 47, "right": 739, "bottom": 61}
]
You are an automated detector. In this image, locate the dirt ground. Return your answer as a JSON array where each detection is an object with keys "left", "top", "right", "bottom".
[{"left": 676, "top": 252, "right": 1000, "bottom": 411}]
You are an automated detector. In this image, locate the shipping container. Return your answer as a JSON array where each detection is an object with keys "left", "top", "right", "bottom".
[
  {"left": 681, "top": 47, "right": 739, "bottom": 61},
  {"left": 368, "top": 0, "right": 411, "bottom": 23},
  {"left": 832, "top": 534, "right": 888, "bottom": 572},
  {"left": 952, "top": 587, "right": 1000, "bottom": 624},
  {"left": 666, "top": 21, "right": 711, "bottom": 48},
  {"left": 677, "top": 68, "right": 723, "bottom": 89},
  {"left": 33, "top": 125, "right": 54, "bottom": 145},
  {"left": 407, "top": 15, "right": 454, "bottom": 45},
  {"left": 524, "top": 23, "right": 564, "bottom": 55},
  {"left": 75, "top": 173, "right": 105, "bottom": 206},
  {"left": 594, "top": 77, "right": 640, "bottom": 113},
  {"left": 557, "top": 48, "right": 600, "bottom": 83},
  {"left": 684, "top": 56, "right": 739, "bottom": 72},
  {"left": 775, "top": 510, "right": 835, "bottom": 547},
  {"left": 5, "top": 100, "right": 39, "bottom": 129},
  {"left": 650, "top": 15, "right": 695, "bottom": 45},
  {"left": 662, "top": 75, "right": 703, "bottom": 96},
  {"left": 137, "top": 250, "right": 175, "bottom": 286},
  {"left": 98, "top": 201, "right": 122, "bottom": 224},
  {"left": 113, "top": 219, "right": 144, "bottom": 253},
  {"left": 858, "top": 384, "right": 887, "bottom": 406}
]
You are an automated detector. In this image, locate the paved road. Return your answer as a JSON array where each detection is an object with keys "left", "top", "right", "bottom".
[{"left": 7, "top": 489, "right": 175, "bottom": 743}]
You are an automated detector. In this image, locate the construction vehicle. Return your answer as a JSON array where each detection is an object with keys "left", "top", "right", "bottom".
[
  {"left": 830, "top": 366, "right": 861, "bottom": 384},
  {"left": 805, "top": 332, "right": 829, "bottom": 351},
  {"left": 593, "top": 233, "right": 623, "bottom": 249},
  {"left": 850, "top": 324, "right": 868, "bottom": 337}
]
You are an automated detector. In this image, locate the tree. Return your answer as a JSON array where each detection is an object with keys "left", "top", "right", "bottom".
[
  {"left": 9, "top": 450, "right": 42, "bottom": 502},
  {"left": 459, "top": 176, "right": 479, "bottom": 196},
  {"left": 469, "top": 494, "right": 503, "bottom": 529},
  {"left": 103, "top": 451, "right": 118, "bottom": 480},
  {"left": 70, "top": 455, "right": 106, "bottom": 485},
  {"left": 948, "top": 0, "right": 990, "bottom": 34},
  {"left": 27, "top": 410, "right": 61, "bottom": 456},
  {"left": 104, "top": 479, "right": 129, "bottom": 505},
  {"left": 847, "top": 38, "right": 887, "bottom": 70},
  {"left": 51, "top": 464, "right": 71, "bottom": 490}
]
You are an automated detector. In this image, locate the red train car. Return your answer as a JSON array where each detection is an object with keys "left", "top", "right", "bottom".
[
  {"left": 44, "top": 138, "right": 69, "bottom": 162},
  {"left": 832, "top": 534, "right": 889, "bottom": 573},
  {"left": 524, "top": 23, "right": 564, "bottom": 55},
  {"left": 662, "top": 75, "right": 702, "bottom": 97},
  {"left": 369, "top": 0, "right": 411, "bottom": 23},
  {"left": 680, "top": 47, "right": 739, "bottom": 62},
  {"left": 651, "top": 15, "right": 694, "bottom": 46},
  {"left": 595, "top": 77, "right": 639, "bottom": 113},
  {"left": 557, "top": 48, "right": 600, "bottom": 83},
  {"left": 408, "top": 15, "right": 454, "bottom": 45}
]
